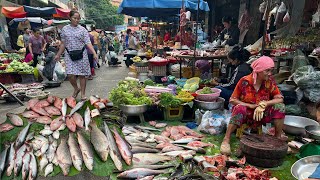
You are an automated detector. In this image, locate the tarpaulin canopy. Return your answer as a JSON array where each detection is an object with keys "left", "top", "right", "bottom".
[
  {"left": 118, "top": 0, "right": 210, "bottom": 17},
  {"left": 53, "top": 8, "right": 70, "bottom": 18},
  {"left": 1, "top": 7, "right": 26, "bottom": 18},
  {"left": 23, "top": 6, "right": 57, "bottom": 16},
  {"left": 8, "top": 17, "right": 48, "bottom": 29},
  {"left": 47, "top": 19, "right": 70, "bottom": 26}
]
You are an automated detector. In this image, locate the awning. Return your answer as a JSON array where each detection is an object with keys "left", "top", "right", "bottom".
[
  {"left": 47, "top": 19, "right": 70, "bottom": 26},
  {"left": 53, "top": 8, "right": 70, "bottom": 18},
  {"left": 9, "top": 17, "right": 48, "bottom": 29},
  {"left": 23, "top": 5, "right": 57, "bottom": 16},
  {"left": 1, "top": 6, "right": 27, "bottom": 18}
]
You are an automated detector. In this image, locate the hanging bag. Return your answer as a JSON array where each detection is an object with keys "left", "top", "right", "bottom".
[
  {"left": 283, "top": 10, "right": 290, "bottom": 23},
  {"left": 65, "top": 46, "right": 86, "bottom": 61}
]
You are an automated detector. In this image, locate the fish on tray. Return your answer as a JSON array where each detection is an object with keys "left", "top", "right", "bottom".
[
  {"left": 77, "top": 132, "right": 94, "bottom": 170},
  {"left": 117, "top": 168, "right": 168, "bottom": 179},
  {"left": 21, "top": 111, "right": 40, "bottom": 119},
  {"left": 113, "top": 127, "right": 132, "bottom": 165},
  {"left": 44, "top": 106, "right": 61, "bottom": 116},
  {"left": 27, "top": 98, "right": 39, "bottom": 110}
]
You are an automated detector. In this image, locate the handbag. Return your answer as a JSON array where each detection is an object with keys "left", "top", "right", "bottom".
[{"left": 65, "top": 46, "right": 86, "bottom": 61}]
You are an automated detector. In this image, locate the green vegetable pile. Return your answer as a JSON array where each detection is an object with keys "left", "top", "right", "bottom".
[
  {"left": 199, "top": 87, "right": 214, "bottom": 94},
  {"left": 4, "top": 60, "right": 34, "bottom": 73},
  {"left": 110, "top": 80, "right": 152, "bottom": 107},
  {"left": 159, "top": 92, "right": 182, "bottom": 108},
  {"left": 143, "top": 79, "right": 155, "bottom": 86},
  {"left": 6, "top": 53, "right": 24, "bottom": 61}
]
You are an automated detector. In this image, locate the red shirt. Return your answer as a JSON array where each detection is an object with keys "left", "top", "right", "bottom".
[
  {"left": 231, "top": 73, "right": 283, "bottom": 104},
  {"left": 182, "top": 32, "right": 195, "bottom": 47},
  {"left": 164, "top": 33, "right": 171, "bottom": 42}
]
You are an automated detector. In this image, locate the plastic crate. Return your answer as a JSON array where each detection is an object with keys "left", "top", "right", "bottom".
[
  {"left": 151, "top": 65, "right": 166, "bottom": 76},
  {"left": 163, "top": 106, "right": 184, "bottom": 121},
  {"left": 136, "top": 66, "right": 149, "bottom": 73}
]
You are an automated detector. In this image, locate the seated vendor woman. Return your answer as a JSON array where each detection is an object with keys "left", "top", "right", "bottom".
[
  {"left": 218, "top": 16, "right": 240, "bottom": 46},
  {"left": 211, "top": 47, "right": 252, "bottom": 107},
  {"left": 220, "top": 56, "right": 285, "bottom": 155}
]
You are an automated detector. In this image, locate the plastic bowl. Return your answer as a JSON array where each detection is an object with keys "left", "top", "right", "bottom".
[
  {"left": 177, "top": 96, "right": 194, "bottom": 103},
  {"left": 195, "top": 88, "right": 222, "bottom": 102}
]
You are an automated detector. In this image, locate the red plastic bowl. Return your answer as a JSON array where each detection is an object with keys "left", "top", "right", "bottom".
[{"left": 195, "top": 88, "right": 222, "bottom": 102}]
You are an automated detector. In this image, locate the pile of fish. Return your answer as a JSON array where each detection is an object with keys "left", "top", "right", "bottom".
[{"left": 0, "top": 113, "right": 24, "bottom": 132}]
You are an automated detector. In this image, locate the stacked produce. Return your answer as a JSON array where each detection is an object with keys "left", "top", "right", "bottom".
[{"left": 2, "top": 60, "right": 34, "bottom": 74}]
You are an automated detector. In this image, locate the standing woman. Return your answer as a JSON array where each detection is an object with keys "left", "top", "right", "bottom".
[
  {"left": 54, "top": 10, "right": 98, "bottom": 100},
  {"left": 99, "top": 31, "right": 108, "bottom": 65},
  {"left": 28, "top": 28, "right": 46, "bottom": 67}
]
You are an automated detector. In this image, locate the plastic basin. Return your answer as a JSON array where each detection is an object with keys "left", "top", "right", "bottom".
[{"left": 195, "top": 88, "right": 221, "bottom": 102}]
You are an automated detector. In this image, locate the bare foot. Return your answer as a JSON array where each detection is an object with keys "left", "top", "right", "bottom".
[
  {"left": 220, "top": 140, "right": 231, "bottom": 155},
  {"left": 72, "top": 89, "right": 80, "bottom": 98}
]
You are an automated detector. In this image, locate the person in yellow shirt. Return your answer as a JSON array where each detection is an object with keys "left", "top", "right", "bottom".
[
  {"left": 90, "top": 26, "right": 100, "bottom": 68},
  {"left": 17, "top": 32, "right": 24, "bottom": 49}
]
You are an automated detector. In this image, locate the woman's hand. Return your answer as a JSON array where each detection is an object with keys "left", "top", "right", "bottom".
[
  {"left": 93, "top": 54, "right": 98, "bottom": 61},
  {"left": 54, "top": 54, "right": 60, "bottom": 61},
  {"left": 210, "top": 79, "right": 219, "bottom": 86},
  {"left": 248, "top": 104, "right": 258, "bottom": 109}
]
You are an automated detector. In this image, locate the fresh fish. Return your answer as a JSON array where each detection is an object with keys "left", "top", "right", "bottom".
[
  {"left": 0, "top": 145, "right": 9, "bottom": 176},
  {"left": 6, "top": 143, "right": 15, "bottom": 176},
  {"left": 90, "top": 122, "right": 109, "bottom": 161},
  {"left": 28, "top": 152, "right": 37, "bottom": 180},
  {"left": 47, "top": 95, "right": 55, "bottom": 104},
  {"left": 14, "top": 144, "right": 27, "bottom": 176},
  {"left": 6, "top": 113, "right": 23, "bottom": 126},
  {"left": 66, "top": 116, "right": 76, "bottom": 132},
  {"left": 161, "top": 145, "right": 184, "bottom": 152},
  {"left": 103, "top": 122, "right": 122, "bottom": 171},
  {"left": 27, "top": 99, "right": 39, "bottom": 110},
  {"left": 84, "top": 107, "right": 91, "bottom": 131},
  {"left": 44, "top": 106, "right": 61, "bottom": 116},
  {"left": 187, "top": 141, "right": 214, "bottom": 148},
  {"left": 122, "top": 126, "right": 140, "bottom": 135},
  {"left": 54, "top": 96, "right": 63, "bottom": 110},
  {"left": 44, "top": 163, "right": 54, "bottom": 177},
  {"left": 40, "top": 141, "right": 49, "bottom": 155},
  {"left": 0, "top": 123, "right": 14, "bottom": 132},
  {"left": 154, "top": 135, "right": 171, "bottom": 143},
  {"left": 155, "top": 123, "right": 167, "bottom": 128},
  {"left": 50, "top": 116, "right": 64, "bottom": 131},
  {"left": 52, "top": 156, "right": 58, "bottom": 166},
  {"left": 176, "top": 145, "right": 206, "bottom": 154},
  {"left": 156, "top": 142, "right": 174, "bottom": 149},
  {"left": 160, "top": 150, "right": 196, "bottom": 157},
  {"left": 132, "top": 146, "right": 160, "bottom": 154},
  {"left": 21, "top": 111, "right": 40, "bottom": 119},
  {"left": 15, "top": 122, "right": 32, "bottom": 148},
  {"left": 171, "top": 138, "right": 197, "bottom": 144},
  {"left": 58, "top": 123, "right": 66, "bottom": 131},
  {"left": 35, "top": 116, "right": 52, "bottom": 125},
  {"left": 26, "top": 132, "right": 35, "bottom": 141},
  {"left": 40, "top": 155, "right": 49, "bottom": 171},
  {"left": 47, "top": 140, "right": 57, "bottom": 162},
  {"left": 21, "top": 152, "right": 31, "bottom": 180},
  {"left": 132, "top": 153, "right": 172, "bottom": 165},
  {"left": 90, "top": 109, "right": 100, "bottom": 118},
  {"left": 69, "top": 100, "right": 86, "bottom": 116},
  {"left": 31, "top": 106, "right": 50, "bottom": 117},
  {"left": 66, "top": 96, "right": 77, "bottom": 108},
  {"left": 93, "top": 102, "right": 106, "bottom": 110},
  {"left": 52, "top": 130, "right": 60, "bottom": 139},
  {"left": 135, "top": 125, "right": 162, "bottom": 132},
  {"left": 56, "top": 138, "right": 72, "bottom": 176},
  {"left": 117, "top": 168, "right": 168, "bottom": 179},
  {"left": 125, "top": 136, "right": 145, "bottom": 144},
  {"left": 89, "top": 95, "right": 100, "bottom": 105},
  {"left": 72, "top": 112, "right": 84, "bottom": 128},
  {"left": 77, "top": 132, "right": 94, "bottom": 170},
  {"left": 68, "top": 133, "right": 83, "bottom": 171},
  {"left": 40, "top": 128, "right": 53, "bottom": 136},
  {"left": 133, "top": 164, "right": 175, "bottom": 170},
  {"left": 35, "top": 100, "right": 50, "bottom": 108},
  {"left": 139, "top": 175, "right": 155, "bottom": 180},
  {"left": 113, "top": 127, "right": 132, "bottom": 165},
  {"left": 130, "top": 142, "right": 156, "bottom": 149},
  {"left": 61, "top": 98, "right": 67, "bottom": 120}
]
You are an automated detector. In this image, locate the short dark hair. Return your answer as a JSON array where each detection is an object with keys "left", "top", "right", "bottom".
[
  {"left": 228, "top": 46, "right": 251, "bottom": 63},
  {"left": 156, "top": 31, "right": 160, "bottom": 36},
  {"left": 32, "top": 28, "right": 40, "bottom": 33},
  {"left": 222, "top": 16, "right": 233, "bottom": 24},
  {"left": 127, "top": 29, "right": 132, "bottom": 34},
  {"left": 69, "top": 10, "right": 80, "bottom": 18},
  {"left": 91, "top": 26, "right": 96, "bottom": 31},
  {"left": 187, "top": 27, "right": 192, "bottom": 32}
]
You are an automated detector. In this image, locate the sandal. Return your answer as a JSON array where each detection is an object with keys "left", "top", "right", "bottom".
[
  {"left": 72, "top": 89, "right": 80, "bottom": 98},
  {"left": 81, "top": 97, "right": 87, "bottom": 101},
  {"left": 220, "top": 141, "right": 231, "bottom": 155}
]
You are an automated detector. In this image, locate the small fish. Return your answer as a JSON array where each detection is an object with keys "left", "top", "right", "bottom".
[
  {"left": 176, "top": 145, "right": 206, "bottom": 154},
  {"left": 28, "top": 152, "right": 37, "bottom": 180},
  {"left": 132, "top": 164, "right": 175, "bottom": 170},
  {"left": 77, "top": 132, "right": 94, "bottom": 170},
  {"left": 117, "top": 168, "right": 168, "bottom": 179},
  {"left": 61, "top": 98, "right": 67, "bottom": 120},
  {"left": 58, "top": 123, "right": 66, "bottom": 131},
  {"left": 93, "top": 102, "right": 106, "bottom": 110},
  {"left": 47, "top": 95, "right": 55, "bottom": 104},
  {"left": 66, "top": 96, "right": 77, "bottom": 108},
  {"left": 155, "top": 123, "right": 167, "bottom": 128},
  {"left": 31, "top": 106, "right": 50, "bottom": 117},
  {"left": 40, "top": 128, "right": 53, "bottom": 136},
  {"left": 40, "top": 141, "right": 49, "bottom": 155},
  {"left": 35, "top": 100, "right": 50, "bottom": 108},
  {"left": 0, "top": 145, "right": 9, "bottom": 177},
  {"left": 35, "top": 116, "right": 52, "bottom": 125},
  {"left": 50, "top": 116, "right": 64, "bottom": 131},
  {"left": 84, "top": 107, "right": 91, "bottom": 131},
  {"left": 56, "top": 138, "right": 72, "bottom": 176},
  {"left": 132, "top": 153, "right": 172, "bottom": 165},
  {"left": 26, "top": 132, "right": 35, "bottom": 141},
  {"left": 15, "top": 122, "right": 32, "bottom": 148},
  {"left": 0, "top": 123, "right": 14, "bottom": 133},
  {"left": 171, "top": 138, "right": 197, "bottom": 144},
  {"left": 52, "top": 130, "right": 60, "bottom": 139},
  {"left": 161, "top": 145, "right": 184, "bottom": 153},
  {"left": 68, "top": 133, "right": 83, "bottom": 171},
  {"left": 132, "top": 146, "right": 160, "bottom": 153},
  {"left": 6, "top": 113, "right": 23, "bottom": 126},
  {"left": 103, "top": 122, "right": 122, "bottom": 171},
  {"left": 89, "top": 95, "right": 100, "bottom": 105},
  {"left": 14, "top": 144, "right": 27, "bottom": 176},
  {"left": 44, "top": 163, "right": 54, "bottom": 177},
  {"left": 27, "top": 99, "right": 39, "bottom": 110},
  {"left": 40, "top": 155, "right": 49, "bottom": 171},
  {"left": 135, "top": 125, "right": 162, "bottom": 132},
  {"left": 139, "top": 175, "right": 155, "bottom": 180},
  {"left": 47, "top": 139, "right": 57, "bottom": 163},
  {"left": 6, "top": 143, "right": 15, "bottom": 176},
  {"left": 21, "top": 152, "right": 31, "bottom": 180},
  {"left": 113, "top": 127, "right": 132, "bottom": 165},
  {"left": 21, "top": 111, "right": 40, "bottom": 119},
  {"left": 44, "top": 106, "right": 61, "bottom": 116},
  {"left": 54, "top": 96, "right": 63, "bottom": 110},
  {"left": 72, "top": 112, "right": 84, "bottom": 128},
  {"left": 69, "top": 100, "right": 86, "bottom": 116},
  {"left": 160, "top": 150, "right": 196, "bottom": 157},
  {"left": 90, "top": 122, "right": 109, "bottom": 161},
  {"left": 66, "top": 116, "right": 76, "bottom": 132},
  {"left": 130, "top": 142, "right": 155, "bottom": 149}
]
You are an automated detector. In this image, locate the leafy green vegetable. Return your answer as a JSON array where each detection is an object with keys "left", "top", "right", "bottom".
[
  {"left": 159, "top": 92, "right": 182, "bottom": 108},
  {"left": 143, "top": 79, "right": 155, "bottom": 86},
  {"left": 199, "top": 87, "right": 214, "bottom": 94}
]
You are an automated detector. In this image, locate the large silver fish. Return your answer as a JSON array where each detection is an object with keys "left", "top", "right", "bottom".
[
  {"left": 0, "top": 145, "right": 9, "bottom": 177},
  {"left": 117, "top": 168, "right": 168, "bottom": 179},
  {"left": 28, "top": 152, "right": 37, "bottom": 180},
  {"left": 90, "top": 123, "right": 109, "bottom": 161},
  {"left": 61, "top": 98, "right": 67, "bottom": 120},
  {"left": 84, "top": 107, "right": 91, "bottom": 131},
  {"left": 132, "top": 153, "right": 172, "bottom": 165},
  {"left": 56, "top": 138, "right": 72, "bottom": 176},
  {"left": 21, "top": 152, "right": 31, "bottom": 180},
  {"left": 77, "top": 132, "right": 94, "bottom": 171},
  {"left": 6, "top": 143, "right": 15, "bottom": 176},
  {"left": 69, "top": 100, "right": 86, "bottom": 116},
  {"left": 113, "top": 127, "right": 132, "bottom": 166},
  {"left": 15, "top": 122, "right": 32, "bottom": 148},
  {"left": 68, "top": 133, "right": 83, "bottom": 171},
  {"left": 103, "top": 122, "right": 122, "bottom": 171},
  {"left": 131, "top": 146, "right": 160, "bottom": 154},
  {"left": 14, "top": 144, "right": 27, "bottom": 176}
]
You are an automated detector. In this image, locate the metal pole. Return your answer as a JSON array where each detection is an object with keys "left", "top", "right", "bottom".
[
  {"left": 192, "top": 0, "right": 200, "bottom": 77},
  {"left": 0, "top": 83, "right": 24, "bottom": 106}
]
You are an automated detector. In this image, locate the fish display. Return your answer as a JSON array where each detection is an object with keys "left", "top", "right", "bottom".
[
  {"left": 68, "top": 133, "right": 83, "bottom": 171},
  {"left": 90, "top": 122, "right": 109, "bottom": 161},
  {"left": 6, "top": 113, "right": 23, "bottom": 126},
  {"left": 56, "top": 138, "right": 72, "bottom": 176},
  {"left": 77, "top": 132, "right": 94, "bottom": 171},
  {"left": 117, "top": 168, "right": 168, "bottom": 179},
  {"left": 113, "top": 127, "right": 132, "bottom": 165}
]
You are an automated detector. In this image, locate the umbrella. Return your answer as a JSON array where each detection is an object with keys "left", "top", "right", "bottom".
[{"left": 9, "top": 17, "right": 48, "bottom": 29}]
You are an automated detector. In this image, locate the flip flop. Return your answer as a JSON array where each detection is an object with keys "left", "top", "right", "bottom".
[
  {"left": 81, "top": 97, "right": 87, "bottom": 101},
  {"left": 72, "top": 89, "right": 80, "bottom": 98}
]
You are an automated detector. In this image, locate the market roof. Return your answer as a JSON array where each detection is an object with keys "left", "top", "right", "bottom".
[{"left": 118, "top": 0, "right": 210, "bottom": 17}]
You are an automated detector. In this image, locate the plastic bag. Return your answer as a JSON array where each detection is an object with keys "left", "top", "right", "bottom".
[
  {"left": 278, "top": 2, "right": 287, "bottom": 13},
  {"left": 54, "top": 61, "right": 66, "bottom": 82},
  {"left": 259, "top": 1, "right": 266, "bottom": 13},
  {"left": 283, "top": 11, "right": 290, "bottom": 23},
  {"left": 197, "top": 111, "right": 227, "bottom": 135}
]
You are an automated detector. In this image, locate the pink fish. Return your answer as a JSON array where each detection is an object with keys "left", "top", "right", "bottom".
[
  {"left": 154, "top": 135, "right": 171, "bottom": 143},
  {"left": 31, "top": 106, "right": 50, "bottom": 117},
  {"left": 35, "top": 100, "right": 50, "bottom": 108},
  {"left": 21, "top": 111, "right": 40, "bottom": 119},
  {"left": 54, "top": 97, "right": 63, "bottom": 110},
  {"left": 26, "top": 99, "right": 39, "bottom": 110},
  {"left": 0, "top": 123, "right": 14, "bottom": 132},
  {"left": 89, "top": 95, "right": 100, "bottom": 105},
  {"left": 72, "top": 112, "right": 84, "bottom": 128},
  {"left": 50, "top": 116, "right": 64, "bottom": 131},
  {"left": 155, "top": 123, "right": 167, "bottom": 128},
  {"left": 66, "top": 97, "right": 76, "bottom": 108},
  {"left": 113, "top": 127, "right": 132, "bottom": 165},
  {"left": 149, "top": 121, "right": 157, "bottom": 127},
  {"left": 66, "top": 116, "right": 76, "bottom": 132},
  {"left": 6, "top": 113, "right": 23, "bottom": 126},
  {"left": 187, "top": 141, "right": 213, "bottom": 148},
  {"left": 44, "top": 106, "right": 61, "bottom": 116},
  {"left": 162, "top": 145, "right": 183, "bottom": 152},
  {"left": 156, "top": 142, "right": 174, "bottom": 149},
  {"left": 35, "top": 116, "right": 52, "bottom": 124},
  {"left": 47, "top": 95, "right": 55, "bottom": 104}
]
